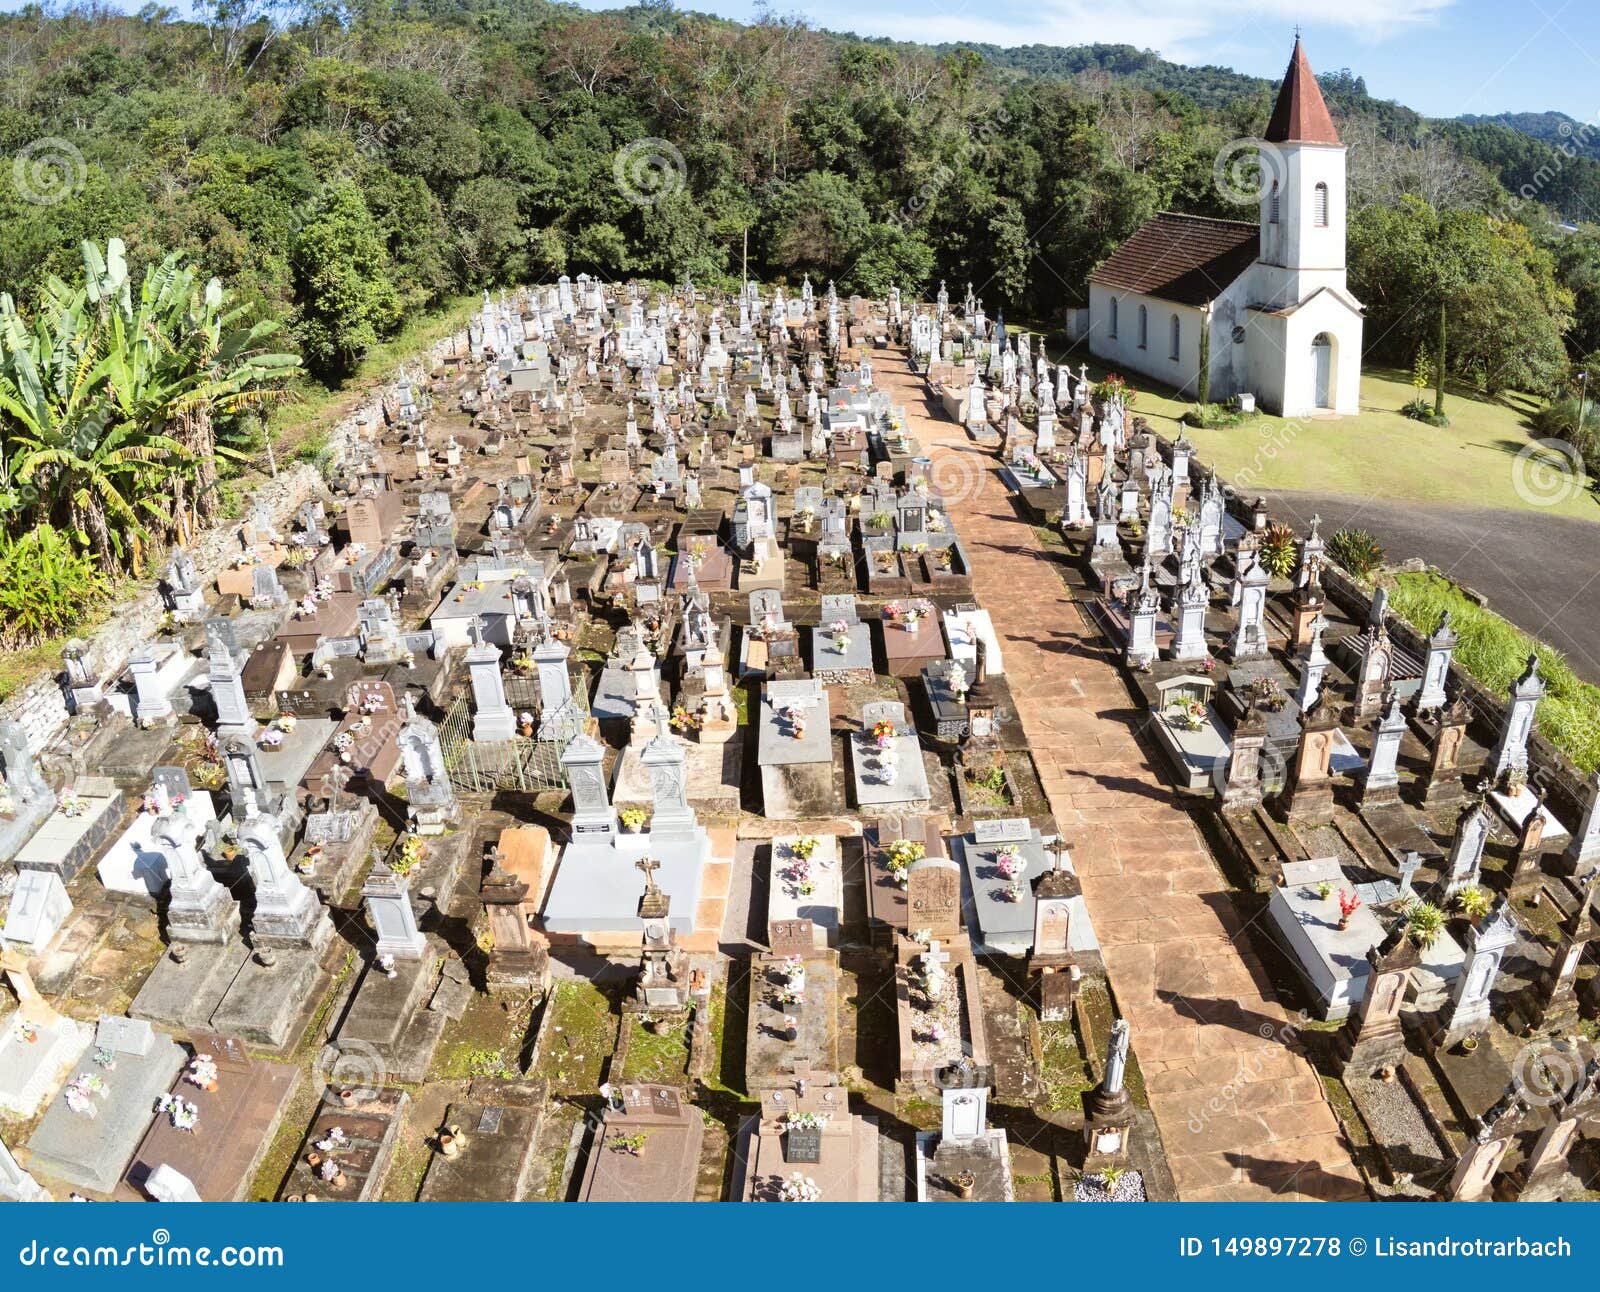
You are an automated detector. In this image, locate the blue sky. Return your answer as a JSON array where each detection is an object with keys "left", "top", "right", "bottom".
[
  {"left": 2, "top": 0, "right": 1594, "bottom": 119},
  {"left": 572, "top": 0, "right": 1600, "bottom": 120}
]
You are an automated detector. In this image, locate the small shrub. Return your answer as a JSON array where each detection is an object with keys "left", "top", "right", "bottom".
[
  {"left": 1455, "top": 885, "right": 1492, "bottom": 920},
  {"left": 1181, "top": 402, "right": 1251, "bottom": 429},
  {"left": 0, "top": 524, "right": 109, "bottom": 648},
  {"left": 1326, "top": 527, "right": 1385, "bottom": 578},
  {"left": 1399, "top": 396, "right": 1435, "bottom": 422}
]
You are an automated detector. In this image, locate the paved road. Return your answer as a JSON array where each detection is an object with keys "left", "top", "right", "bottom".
[
  {"left": 877, "top": 349, "right": 1365, "bottom": 1201},
  {"left": 1262, "top": 490, "right": 1600, "bottom": 684}
]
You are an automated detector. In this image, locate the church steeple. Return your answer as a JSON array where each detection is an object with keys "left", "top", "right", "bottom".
[{"left": 1264, "top": 37, "right": 1341, "bottom": 147}]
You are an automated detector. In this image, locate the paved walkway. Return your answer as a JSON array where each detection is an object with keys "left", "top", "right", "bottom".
[{"left": 876, "top": 349, "right": 1365, "bottom": 1200}]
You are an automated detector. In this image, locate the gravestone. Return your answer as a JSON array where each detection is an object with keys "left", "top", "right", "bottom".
[
  {"left": 562, "top": 733, "right": 617, "bottom": 841},
  {"left": 905, "top": 856, "right": 961, "bottom": 939},
  {"left": 1492, "top": 654, "right": 1545, "bottom": 783}
]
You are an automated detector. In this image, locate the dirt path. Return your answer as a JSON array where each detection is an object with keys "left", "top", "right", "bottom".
[{"left": 875, "top": 347, "right": 1365, "bottom": 1200}]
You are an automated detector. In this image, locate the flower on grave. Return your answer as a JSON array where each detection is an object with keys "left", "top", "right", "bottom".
[
  {"left": 59, "top": 791, "right": 85, "bottom": 817},
  {"left": 928, "top": 511, "right": 948, "bottom": 534},
  {"left": 911, "top": 928, "right": 932, "bottom": 945},
  {"left": 870, "top": 718, "right": 896, "bottom": 750},
  {"left": 1338, "top": 890, "right": 1363, "bottom": 920},
  {"left": 317, "top": 1157, "right": 343, "bottom": 1182},
  {"left": 378, "top": 953, "right": 398, "bottom": 979},
  {"left": 92, "top": 1046, "right": 117, "bottom": 1071},
  {"left": 670, "top": 704, "right": 701, "bottom": 732},
  {"left": 316, "top": 1127, "right": 350, "bottom": 1153},
  {"left": 907, "top": 541, "right": 928, "bottom": 554},
  {"left": 1166, "top": 698, "right": 1208, "bottom": 733},
  {"left": 924, "top": 1022, "right": 948, "bottom": 1045},
  {"left": 994, "top": 846, "right": 1023, "bottom": 880},
  {"left": 333, "top": 732, "right": 355, "bottom": 753},
  {"left": 774, "top": 986, "right": 805, "bottom": 1007},
  {"left": 1000, "top": 882, "right": 1025, "bottom": 903},
  {"left": 884, "top": 839, "right": 926, "bottom": 879},
  {"left": 259, "top": 727, "right": 286, "bottom": 749},
  {"left": 609, "top": 1131, "right": 649, "bottom": 1156},
  {"left": 779, "top": 1173, "right": 822, "bottom": 1202},
  {"left": 828, "top": 619, "right": 852, "bottom": 651},
  {"left": 394, "top": 832, "right": 426, "bottom": 878},
  {"left": 156, "top": 1093, "right": 199, "bottom": 1132},
  {"left": 186, "top": 1055, "right": 219, "bottom": 1092},
  {"left": 65, "top": 1074, "right": 108, "bottom": 1117},
  {"left": 789, "top": 835, "right": 820, "bottom": 863},
  {"left": 923, "top": 964, "right": 947, "bottom": 1001},
  {"left": 1199, "top": 655, "right": 1216, "bottom": 674},
  {"left": 785, "top": 1111, "right": 831, "bottom": 1131},
  {"left": 14, "top": 1019, "right": 38, "bottom": 1044}
]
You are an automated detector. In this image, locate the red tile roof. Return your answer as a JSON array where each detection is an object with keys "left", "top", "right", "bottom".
[
  {"left": 1089, "top": 213, "right": 1258, "bottom": 306},
  {"left": 1264, "top": 38, "right": 1341, "bottom": 146}
]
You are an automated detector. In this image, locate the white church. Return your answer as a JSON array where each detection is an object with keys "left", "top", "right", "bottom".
[{"left": 1087, "top": 38, "right": 1364, "bottom": 416}]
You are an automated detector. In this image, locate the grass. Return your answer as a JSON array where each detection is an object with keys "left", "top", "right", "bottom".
[
  {"left": 258, "top": 294, "right": 479, "bottom": 467},
  {"left": 1390, "top": 571, "right": 1600, "bottom": 771},
  {"left": 533, "top": 980, "right": 619, "bottom": 1096},
  {"left": 1049, "top": 350, "right": 1598, "bottom": 524},
  {"left": 617, "top": 1014, "right": 691, "bottom": 1083}
]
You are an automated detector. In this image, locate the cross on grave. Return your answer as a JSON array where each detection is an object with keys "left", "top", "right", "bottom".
[
  {"left": 1397, "top": 850, "right": 1423, "bottom": 899},
  {"left": 922, "top": 939, "right": 951, "bottom": 970}
]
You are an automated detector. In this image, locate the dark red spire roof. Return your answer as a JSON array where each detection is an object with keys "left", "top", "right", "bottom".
[{"left": 1264, "top": 37, "right": 1341, "bottom": 146}]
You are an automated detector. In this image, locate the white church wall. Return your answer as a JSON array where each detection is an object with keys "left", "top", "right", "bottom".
[{"left": 1087, "top": 285, "right": 1205, "bottom": 399}]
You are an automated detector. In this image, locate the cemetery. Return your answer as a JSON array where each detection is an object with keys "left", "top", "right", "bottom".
[{"left": 0, "top": 250, "right": 1596, "bottom": 1209}]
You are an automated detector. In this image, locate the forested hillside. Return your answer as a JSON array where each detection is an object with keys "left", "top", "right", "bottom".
[{"left": 1, "top": 0, "right": 1599, "bottom": 624}]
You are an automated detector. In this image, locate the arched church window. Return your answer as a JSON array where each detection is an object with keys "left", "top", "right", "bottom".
[
  {"left": 1170, "top": 314, "right": 1181, "bottom": 361},
  {"left": 1269, "top": 181, "right": 1280, "bottom": 224},
  {"left": 1109, "top": 297, "right": 1118, "bottom": 338},
  {"left": 1137, "top": 304, "right": 1148, "bottom": 350},
  {"left": 1314, "top": 182, "right": 1330, "bottom": 227}
]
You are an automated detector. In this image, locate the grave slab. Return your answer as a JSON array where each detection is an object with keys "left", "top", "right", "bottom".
[
  {"left": 417, "top": 1081, "right": 547, "bottom": 1201},
  {"left": 767, "top": 836, "right": 842, "bottom": 949},
  {"left": 119, "top": 1037, "right": 298, "bottom": 1201},
  {"left": 277, "top": 1086, "right": 410, "bottom": 1201},
  {"left": 24, "top": 1031, "right": 184, "bottom": 1194}
]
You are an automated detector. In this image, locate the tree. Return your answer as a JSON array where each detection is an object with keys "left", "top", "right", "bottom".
[
  {"left": 0, "top": 239, "right": 298, "bottom": 568},
  {"left": 291, "top": 182, "right": 400, "bottom": 378}
]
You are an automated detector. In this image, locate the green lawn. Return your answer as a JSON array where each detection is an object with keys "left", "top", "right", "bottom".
[
  {"left": 1389, "top": 571, "right": 1600, "bottom": 772},
  {"left": 1046, "top": 348, "right": 1598, "bottom": 525}
]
